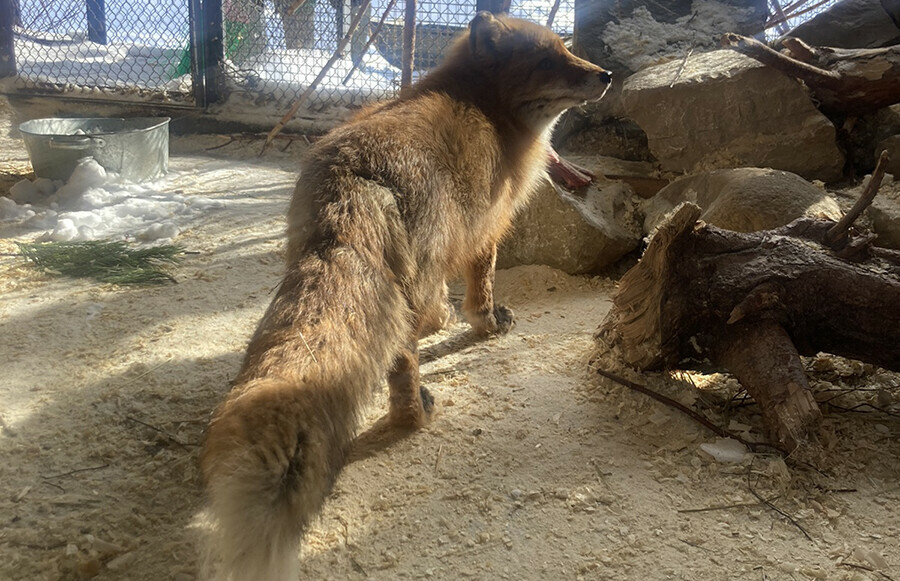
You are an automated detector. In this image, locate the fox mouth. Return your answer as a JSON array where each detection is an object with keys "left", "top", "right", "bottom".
[
  {"left": 587, "top": 82, "right": 611, "bottom": 103},
  {"left": 523, "top": 81, "right": 610, "bottom": 115}
]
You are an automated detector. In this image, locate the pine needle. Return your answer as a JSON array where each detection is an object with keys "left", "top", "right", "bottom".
[{"left": 16, "top": 241, "right": 183, "bottom": 285}]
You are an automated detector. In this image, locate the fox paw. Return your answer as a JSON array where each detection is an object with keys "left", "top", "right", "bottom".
[
  {"left": 420, "top": 385, "right": 435, "bottom": 417},
  {"left": 469, "top": 304, "right": 515, "bottom": 336},
  {"left": 492, "top": 305, "right": 515, "bottom": 335}
]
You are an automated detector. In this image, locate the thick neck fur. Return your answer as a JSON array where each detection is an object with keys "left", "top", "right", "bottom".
[{"left": 400, "top": 39, "right": 551, "bottom": 154}]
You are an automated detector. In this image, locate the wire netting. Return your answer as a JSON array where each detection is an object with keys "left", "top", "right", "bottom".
[
  {"left": 224, "top": 0, "right": 576, "bottom": 109},
  {"left": 765, "top": 0, "right": 840, "bottom": 39},
  {"left": 4, "top": 0, "right": 576, "bottom": 109},
  {"left": 4, "top": 0, "right": 838, "bottom": 110},
  {"left": 9, "top": 0, "right": 194, "bottom": 102}
]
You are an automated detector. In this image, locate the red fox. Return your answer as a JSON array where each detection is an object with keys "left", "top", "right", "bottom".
[{"left": 199, "top": 12, "right": 610, "bottom": 580}]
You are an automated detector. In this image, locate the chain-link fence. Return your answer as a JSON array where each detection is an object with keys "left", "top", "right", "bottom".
[
  {"left": 2, "top": 0, "right": 852, "bottom": 111},
  {"left": 223, "top": 0, "right": 576, "bottom": 109},
  {"left": 2, "top": 0, "right": 577, "bottom": 110},
  {"left": 6, "top": 0, "right": 196, "bottom": 103},
  {"left": 765, "top": 0, "right": 840, "bottom": 39}
]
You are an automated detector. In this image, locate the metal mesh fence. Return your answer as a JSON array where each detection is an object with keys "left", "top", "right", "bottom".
[
  {"left": 9, "top": 0, "right": 195, "bottom": 102},
  {"left": 4, "top": 0, "right": 576, "bottom": 109},
  {"left": 224, "top": 0, "right": 577, "bottom": 109},
  {"left": 765, "top": 0, "right": 840, "bottom": 39},
  {"left": 5, "top": 0, "right": 848, "bottom": 111}
]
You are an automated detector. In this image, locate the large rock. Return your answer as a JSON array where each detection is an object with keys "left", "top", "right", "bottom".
[
  {"left": 574, "top": 0, "right": 767, "bottom": 76},
  {"left": 779, "top": 0, "right": 900, "bottom": 49},
  {"left": 868, "top": 179, "right": 900, "bottom": 249},
  {"left": 498, "top": 175, "right": 642, "bottom": 274},
  {"left": 623, "top": 50, "right": 846, "bottom": 182},
  {"left": 642, "top": 167, "right": 842, "bottom": 234}
]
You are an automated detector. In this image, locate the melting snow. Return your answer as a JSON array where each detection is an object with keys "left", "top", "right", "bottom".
[{"left": 0, "top": 157, "right": 224, "bottom": 243}]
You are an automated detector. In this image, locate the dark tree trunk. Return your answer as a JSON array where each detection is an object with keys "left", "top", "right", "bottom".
[
  {"left": 723, "top": 33, "right": 900, "bottom": 115},
  {"left": 598, "top": 203, "right": 900, "bottom": 450}
]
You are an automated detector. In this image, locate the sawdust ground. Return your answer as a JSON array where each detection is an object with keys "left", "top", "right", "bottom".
[{"left": 1, "top": 99, "right": 899, "bottom": 581}]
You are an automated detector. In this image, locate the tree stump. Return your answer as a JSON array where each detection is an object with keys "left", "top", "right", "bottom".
[{"left": 597, "top": 202, "right": 900, "bottom": 450}]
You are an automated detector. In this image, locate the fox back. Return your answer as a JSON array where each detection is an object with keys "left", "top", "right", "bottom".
[{"left": 200, "top": 13, "right": 610, "bottom": 581}]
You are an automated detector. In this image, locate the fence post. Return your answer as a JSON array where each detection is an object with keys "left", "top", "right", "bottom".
[
  {"left": 189, "top": 0, "right": 207, "bottom": 107},
  {"left": 0, "top": 0, "right": 17, "bottom": 77},
  {"left": 87, "top": 0, "right": 108, "bottom": 44},
  {"left": 400, "top": 0, "right": 415, "bottom": 88},
  {"left": 202, "top": 0, "right": 225, "bottom": 105}
]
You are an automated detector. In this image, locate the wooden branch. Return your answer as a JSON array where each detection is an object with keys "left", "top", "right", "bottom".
[
  {"left": 598, "top": 199, "right": 900, "bottom": 450},
  {"left": 546, "top": 0, "right": 562, "bottom": 28},
  {"left": 342, "top": 0, "right": 400, "bottom": 85},
  {"left": 826, "top": 149, "right": 891, "bottom": 243},
  {"left": 780, "top": 36, "right": 817, "bottom": 62},
  {"left": 262, "top": 0, "right": 373, "bottom": 154},
  {"left": 716, "top": 320, "right": 821, "bottom": 450},
  {"left": 286, "top": 0, "right": 311, "bottom": 16},
  {"left": 763, "top": 0, "right": 834, "bottom": 32},
  {"left": 722, "top": 32, "right": 900, "bottom": 114},
  {"left": 721, "top": 32, "right": 842, "bottom": 87},
  {"left": 766, "top": 0, "right": 791, "bottom": 36}
]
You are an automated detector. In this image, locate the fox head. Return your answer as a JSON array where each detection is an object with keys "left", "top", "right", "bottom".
[{"left": 461, "top": 12, "right": 612, "bottom": 133}]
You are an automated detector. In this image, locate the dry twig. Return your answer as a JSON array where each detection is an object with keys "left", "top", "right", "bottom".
[
  {"left": 342, "top": 0, "right": 401, "bottom": 85},
  {"left": 826, "top": 150, "right": 891, "bottom": 244},
  {"left": 125, "top": 415, "right": 194, "bottom": 450},
  {"left": 677, "top": 498, "right": 776, "bottom": 513},
  {"left": 746, "top": 458, "right": 813, "bottom": 542},
  {"left": 669, "top": 45, "right": 694, "bottom": 88},
  {"left": 595, "top": 368, "right": 773, "bottom": 453},
  {"left": 839, "top": 561, "right": 897, "bottom": 581},
  {"left": 43, "top": 464, "right": 109, "bottom": 480},
  {"left": 262, "top": 0, "right": 374, "bottom": 154}
]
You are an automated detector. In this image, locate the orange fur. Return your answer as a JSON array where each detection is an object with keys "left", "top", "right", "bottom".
[{"left": 199, "top": 13, "right": 610, "bottom": 580}]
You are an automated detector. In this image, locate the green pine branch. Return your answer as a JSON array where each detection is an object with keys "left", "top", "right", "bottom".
[{"left": 17, "top": 241, "right": 184, "bottom": 285}]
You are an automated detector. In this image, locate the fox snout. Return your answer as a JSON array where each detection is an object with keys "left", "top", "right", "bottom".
[
  {"left": 570, "top": 55, "right": 612, "bottom": 92},
  {"left": 564, "top": 58, "right": 612, "bottom": 104}
]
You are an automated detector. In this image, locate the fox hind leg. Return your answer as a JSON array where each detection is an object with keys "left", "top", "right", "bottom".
[
  {"left": 463, "top": 243, "right": 515, "bottom": 336},
  {"left": 386, "top": 346, "right": 434, "bottom": 428},
  {"left": 419, "top": 280, "right": 457, "bottom": 338},
  {"left": 349, "top": 343, "right": 434, "bottom": 461}
]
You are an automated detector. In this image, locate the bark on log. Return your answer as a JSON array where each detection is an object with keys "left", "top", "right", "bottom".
[
  {"left": 597, "top": 202, "right": 900, "bottom": 450},
  {"left": 722, "top": 33, "right": 900, "bottom": 115}
]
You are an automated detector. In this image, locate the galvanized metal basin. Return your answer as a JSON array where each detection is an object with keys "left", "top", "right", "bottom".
[{"left": 18, "top": 117, "right": 170, "bottom": 182}]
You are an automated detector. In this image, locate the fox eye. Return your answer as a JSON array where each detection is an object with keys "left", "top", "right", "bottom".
[{"left": 537, "top": 57, "right": 554, "bottom": 70}]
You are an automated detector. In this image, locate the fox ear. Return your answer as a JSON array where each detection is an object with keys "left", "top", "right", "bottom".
[{"left": 469, "top": 11, "right": 501, "bottom": 59}]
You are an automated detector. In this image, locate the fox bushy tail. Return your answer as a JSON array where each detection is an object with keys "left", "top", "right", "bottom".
[
  {"left": 200, "top": 377, "right": 354, "bottom": 580},
  {"left": 199, "top": 238, "right": 412, "bottom": 580}
]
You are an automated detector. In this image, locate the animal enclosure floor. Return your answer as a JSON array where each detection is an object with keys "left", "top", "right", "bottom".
[{"left": 2, "top": 111, "right": 900, "bottom": 580}]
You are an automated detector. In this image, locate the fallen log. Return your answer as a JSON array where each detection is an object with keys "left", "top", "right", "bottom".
[
  {"left": 597, "top": 157, "right": 900, "bottom": 450},
  {"left": 721, "top": 32, "right": 900, "bottom": 115}
]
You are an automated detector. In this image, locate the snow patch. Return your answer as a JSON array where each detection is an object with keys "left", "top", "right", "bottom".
[{"left": 1, "top": 157, "right": 224, "bottom": 243}]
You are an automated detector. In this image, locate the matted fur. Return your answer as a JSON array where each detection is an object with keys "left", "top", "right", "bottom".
[{"left": 199, "top": 12, "right": 610, "bottom": 580}]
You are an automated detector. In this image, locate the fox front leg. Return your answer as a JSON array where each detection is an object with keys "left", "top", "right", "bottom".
[{"left": 463, "top": 243, "right": 515, "bottom": 336}]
